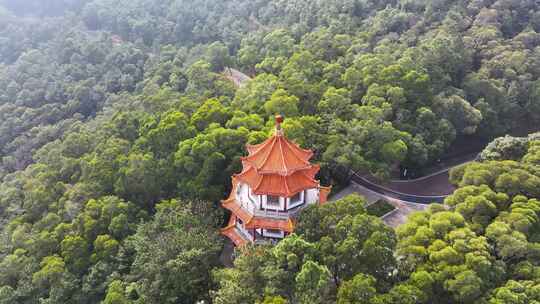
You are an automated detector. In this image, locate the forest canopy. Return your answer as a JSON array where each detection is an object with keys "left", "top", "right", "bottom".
[{"left": 0, "top": 0, "right": 539, "bottom": 303}]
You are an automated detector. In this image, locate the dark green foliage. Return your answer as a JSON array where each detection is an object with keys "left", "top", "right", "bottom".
[
  {"left": 124, "top": 199, "right": 222, "bottom": 303},
  {"left": 366, "top": 199, "right": 396, "bottom": 217}
]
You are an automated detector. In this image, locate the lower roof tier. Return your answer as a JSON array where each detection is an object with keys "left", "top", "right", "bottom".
[
  {"left": 221, "top": 225, "right": 250, "bottom": 246},
  {"left": 319, "top": 186, "right": 331, "bottom": 204},
  {"left": 221, "top": 196, "right": 295, "bottom": 232},
  {"left": 235, "top": 163, "right": 320, "bottom": 197}
]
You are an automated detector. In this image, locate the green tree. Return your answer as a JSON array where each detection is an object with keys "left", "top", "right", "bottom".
[
  {"left": 295, "top": 261, "right": 334, "bottom": 304},
  {"left": 103, "top": 280, "right": 131, "bottom": 304},
  {"left": 60, "top": 235, "right": 90, "bottom": 274},
  {"left": 175, "top": 125, "right": 249, "bottom": 201},
  {"left": 264, "top": 89, "right": 300, "bottom": 117},
  {"left": 32, "top": 255, "right": 65, "bottom": 288},
  {"left": 191, "top": 98, "right": 232, "bottom": 131},
  {"left": 128, "top": 199, "right": 222, "bottom": 304},
  {"left": 337, "top": 273, "right": 377, "bottom": 304}
]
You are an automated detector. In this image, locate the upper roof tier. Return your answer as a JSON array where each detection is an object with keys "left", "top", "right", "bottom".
[{"left": 242, "top": 116, "right": 314, "bottom": 176}]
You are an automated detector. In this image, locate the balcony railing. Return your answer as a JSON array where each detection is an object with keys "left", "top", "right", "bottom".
[
  {"left": 236, "top": 225, "right": 254, "bottom": 241},
  {"left": 236, "top": 196, "right": 311, "bottom": 219},
  {"left": 253, "top": 231, "right": 281, "bottom": 245},
  {"left": 253, "top": 203, "right": 307, "bottom": 219}
]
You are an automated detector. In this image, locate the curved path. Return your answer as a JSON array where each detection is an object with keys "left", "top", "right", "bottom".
[
  {"left": 353, "top": 153, "right": 476, "bottom": 204},
  {"left": 382, "top": 154, "right": 477, "bottom": 196},
  {"left": 333, "top": 155, "right": 479, "bottom": 227},
  {"left": 340, "top": 158, "right": 477, "bottom": 227},
  {"left": 353, "top": 172, "right": 448, "bottom": 204}
]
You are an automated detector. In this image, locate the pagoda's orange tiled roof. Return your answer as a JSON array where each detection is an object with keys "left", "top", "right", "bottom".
[
  {"left": 319, "top": 186, "right": 332, "bottom": 205},
  {"left": 221, "top": 225, "right": 250, "bottom": 246},
  {"left": 243, "top": 132, "right": 313, "bottom": 175},
  {"left": 246, "top": 217, "right": 295, "bottom": 232},
  {"left": 222, "top": 197, "right": 254, "bottom": 225},
  {"left": 237, "top": 117, "right": 322, "bottom": 197},
  {"left": 235, "top": 163, "right": 320, "bottom": 197}
]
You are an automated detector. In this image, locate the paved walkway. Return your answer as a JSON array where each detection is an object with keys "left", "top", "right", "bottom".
[
  {"left": 382, "top": 170, "right": 456, "bottom": 196},
  {"left": 330, "top": 182, "right": 380, "bottom": 204},
  {"left": 223, "top": 68, "right": 252, "bottom": 88},
  {"left": 331, "top": 182, "right": 429, "bottom": 227},
  {"left": 382, "top": 197, "right": 429, "bottom": 227},
  {"left": 378, "top": 156, "right": 476, "bottom": 196},
  {"left": 219, "top": 239, "right": 235, "bottom": 267}
]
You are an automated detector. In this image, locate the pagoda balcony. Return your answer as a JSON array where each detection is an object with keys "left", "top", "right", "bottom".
[
  {"left": 237, "top": 225, "right": 254, "bottom": 242},
  {"left": 236, "top": 199, "right": 308, "bottom": 219},
  {"left": 252, "top": 203, "right": 308, "bottom": 219},
  {"left": 234, "top": 223, "right": 284, "bottom": 245},
  {"left": 254, "top": 235, "right": 280, "bottom": 245}
]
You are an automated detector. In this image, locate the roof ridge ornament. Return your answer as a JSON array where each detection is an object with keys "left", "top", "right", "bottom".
[{"left": 275, "top": 115, "right": 284, "bottom": 136}]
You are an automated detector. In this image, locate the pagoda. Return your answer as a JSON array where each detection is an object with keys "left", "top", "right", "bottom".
[{"left": 221, "top": 115, "right": 331, "bottom": 246}]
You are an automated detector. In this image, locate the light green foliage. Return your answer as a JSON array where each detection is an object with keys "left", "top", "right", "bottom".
[
  {"left": 32, "top": 255, "right": 65, "bottom": 287},
  {"left": 390, "top": 134, "right": 540, "bottom": 303},
  {"left": 204, "top": 42, "right": 231, "bottom": 72},
  {"left": 433, "top": 94, "right": 483, "bottom": 135},
  {"left": 138, "top": 110, "right": 195, "bottom": 156},
  {"left": 281, "top": 116, "right": 328, "bottom": 157},
  {"left": 523, "top": 140, "right": 540, "bottom": 166},
  {"left": 450, "top": 141, "right": 540, "bottom": 198},
  {"left": 260, "top": 295, "right": 288, "bottom": 304},
  {"left": 323, "top": 118, "right": 411, "bottom": 179},
  {"left": 103, "top": 280, "right": 131, "bottom": 304},
  {"left": 114, "top": 152, "right": 161, "bottom": 207},
  {"left": 487, "top": 280, "right": 540, "bottom": 303},
  {"left": 479, "top": 134, "right": 532, "bottom": 161},
  {"left": 381, "top": 140, "right": 408, "bottom": 163},
  {"left": 337, "top": 273, "right": 377, "bottom": 304},
  {"left": 232, "top": 73, "right": 281, "bottom": 113},
  {"left": 318, "top": 87, "right": 355, "bottom": 119},
  {"left": 91, "top": 235, "right": 119, "bottom": 263},
  {"left": 444, "top": 185, "right": 510, "bottom": 232},
  {"left": 255, "top": 30, "right": 296, "bottom": 74},
  {"left": 60, "top": 235, "right": 90, "bottom": 274},
  {"left": 264, "top": 89, "right": 300, "bottom": 117},
  {"left": 226, "top": 111, "right": 265, "bottom": 131},
  {"left": 295, "top": 261, "right": 334, "bottom": 304},
  {"left": 212, "top": 245, "right": 271, "bottom": 304},
  {"left": 191, "top": 98, "right": 232, "bottom": 131},
  {"left": 185, "top": 60, "right": 235, "bottom": 98}
]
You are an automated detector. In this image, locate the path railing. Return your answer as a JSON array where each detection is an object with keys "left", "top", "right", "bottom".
[{"left": 349, "top": 171, "right": 447, "bottom": 204}]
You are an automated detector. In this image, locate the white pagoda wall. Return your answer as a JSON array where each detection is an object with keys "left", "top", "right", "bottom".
[
  {"left": 237, "top": 182, "right": 321, "bottom": 212},
  {"left": 305, "top": 188, "right": 319, "bottom": 205}
]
